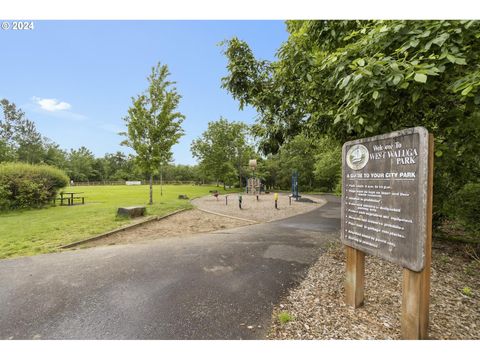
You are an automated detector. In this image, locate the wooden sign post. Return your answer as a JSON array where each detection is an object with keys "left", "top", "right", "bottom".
[
  {"left": 401, "top": 134, "right": 434, "bottom": 339},
  {"left": 345, "top": 246, "right": 365, "bottom": 308},
  {"left": 341, "top": 127, "right": 433, "bottom": 340}
]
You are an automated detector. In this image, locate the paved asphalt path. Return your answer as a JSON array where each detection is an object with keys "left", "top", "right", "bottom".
[{"left": 0, "top": 195, "right": 340, "bottom": 339}]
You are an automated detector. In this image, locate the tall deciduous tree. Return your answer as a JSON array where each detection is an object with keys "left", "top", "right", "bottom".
[
  {"left": 0, "top": 98, "right": 45, "bottom": 164},
  {"left": 191, "top": 117, "right": 254, "bottom": 189},
  {"left": 67, "top": 147, "right": 96, "bottom": 182},
  {"left": 222, "top": 20, "right": 480, "bottom": 222},
  {"left": 120, "top": 62, "right": 185, "bottom": 204},
  {"left": 43, "top": 141, "right": 68, "bottom": 169}
]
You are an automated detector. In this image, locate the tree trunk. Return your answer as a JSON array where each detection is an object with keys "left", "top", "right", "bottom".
[
  {"left": 149, "top": 174, "right": 153, "bottom": 205},
  {"left": 238, "top": 158, "right": 242, "bottom": 190},
  {"left": 160, "top": 164, "right": 163, "bottom": 196}
]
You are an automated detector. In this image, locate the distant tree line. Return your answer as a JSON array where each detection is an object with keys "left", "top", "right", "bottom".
[
  {"left": 0, "top": 96, "right": 342, "bottom": 192},
  {"left": 0, "top": 98, "right": 210, "bottom": 184}
]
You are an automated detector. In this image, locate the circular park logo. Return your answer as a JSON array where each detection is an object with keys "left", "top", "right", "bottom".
[{"left": 346, "top": 144, "right": 369, "bottom": 170}]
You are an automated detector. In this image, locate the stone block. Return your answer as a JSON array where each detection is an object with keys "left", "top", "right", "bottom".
[{"left": 117, "top": 206, "right": 146, "bottom": 218}]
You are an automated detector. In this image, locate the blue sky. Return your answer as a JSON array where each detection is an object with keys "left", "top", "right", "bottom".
[{"left": 0, "top": 21, "right": 288, "bottom": 164}]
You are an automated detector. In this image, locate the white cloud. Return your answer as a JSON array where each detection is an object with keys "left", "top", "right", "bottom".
[{"left": 33, "top": 97, "right": 72, "bottom": 112}]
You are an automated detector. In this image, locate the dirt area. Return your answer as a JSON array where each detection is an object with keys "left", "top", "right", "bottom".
[
  {"left": 191, "top": 192, "right": 324, "bottom": 222},
  {"left": 74, "top": 209, "right": 251, "bottom": 249},
  {"left": 268, "top": 239, "right": 480, "bottom": 340},
  {"left": 71, "top": 193, "right": 323, "bottom": 249}
]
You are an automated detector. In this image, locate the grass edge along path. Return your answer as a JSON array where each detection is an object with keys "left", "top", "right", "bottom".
[
  {"left": 59, "top": 208, "right": 190, "bottom": 249},
  {"left": 0, "top": 184, "right": 237, "bottom": 260}
]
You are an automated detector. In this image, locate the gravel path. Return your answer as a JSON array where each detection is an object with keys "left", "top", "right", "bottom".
[
  {"left": 269, "top": 239, "right": 480, "bottom": 340},
  {"left": 74, "top": 193, "right": 323, "bottom": 250},
  {"left": 191, "top": 193, "right": 324, "bottom": 222}
]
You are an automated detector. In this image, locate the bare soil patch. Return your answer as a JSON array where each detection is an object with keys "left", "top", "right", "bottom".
[
  {"left": 74, "top": 209, "right": 250, "bottom": 249},
  {"left": 191, "top": 193, "right": 324, "bottom": 222},
  {"left": 269, "top": 239, "right": 480, "bottom": 340},
  {"left": 72, "top": 193, "right": 324, "bottom": 250}
]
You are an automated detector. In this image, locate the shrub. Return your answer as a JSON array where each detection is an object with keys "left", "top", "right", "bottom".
[
  {"left": 462, "top": 286, "right": 473, "bottom": 297},
  {"left": 0, "top": 162, "right": 69, "bottom": 210},
  {"left": 444, "top": 183, "right": 480, "bottom": 233},
  {"left": 278, "top": 311, "right": 294, "bottom": 325}
]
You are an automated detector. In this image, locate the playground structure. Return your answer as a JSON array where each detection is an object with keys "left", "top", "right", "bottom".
[
  {"left": 291, "top": 169, "right": 300, "bottom": 200},
  {"left": 246, "top": 177, "right": 262, "bottom": 194},
  {"left": 245, "top": 159, "right": 262, "bottom": 194}
]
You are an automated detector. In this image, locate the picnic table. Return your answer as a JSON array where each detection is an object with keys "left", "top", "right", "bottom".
[{"left": 56, "top": 192, "right": 85, "bottom": 206}]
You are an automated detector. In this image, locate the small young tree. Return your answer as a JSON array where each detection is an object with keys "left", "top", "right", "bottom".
[{"left": 120, "top": 62, "right": 185, "bottom": 204}]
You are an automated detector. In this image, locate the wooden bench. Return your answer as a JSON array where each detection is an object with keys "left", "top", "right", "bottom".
[
  {"left": 54, "top": 196, "right": 85, "bottom": 205},
  {"left": 54, "top": 192, "right": 85, "bottom": 206},
  {"left": 71, "top": 196, "right": 85, "bottom": 205},
  {"left": 54, "top": 197, "right": 68, "bottom": 205}
]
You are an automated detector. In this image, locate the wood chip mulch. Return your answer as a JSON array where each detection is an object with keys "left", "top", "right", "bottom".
[{"left": 268, "top": 237, "right": 480, "bottom": 340}]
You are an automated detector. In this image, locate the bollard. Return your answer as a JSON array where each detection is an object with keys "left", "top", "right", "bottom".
[
  {"left": 289, "top": 195, "right": 292, "bottom": 205},
  {"left": 256, "top": 194, "right": 259, "bottom": 201},
  {"left": 239, "top": 195, "right": 242, "bottom": 209},
  {"left": 225, "top": 195, "right": 228, "bottom": 205},
  {"left": 274, "top": 193, "right": 278, "bottom": 209}
]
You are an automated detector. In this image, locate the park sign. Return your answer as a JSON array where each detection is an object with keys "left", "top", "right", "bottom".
[
  {"left": 341, "top": 127, "right": 434, "bottom": 339},
  {"left": 341, "top": 127, "right": 430, "bottom": 271}
]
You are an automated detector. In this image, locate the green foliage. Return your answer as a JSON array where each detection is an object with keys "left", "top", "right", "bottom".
[
  {"left": 191, "top": 117, "right": 255, "bottom": 188},
  {"left": 255, "top": 133, "right": 341, "bottom": 192},
  {"left": 1, "top": 98, "right": 48, "bottom": 164},
  {"left": 0, "top": 97, "right": 227, "bottom": 186},
  {"left": 0, "top": 99, "right": 143, "bottom": 183},
  {"left": 313, "top": 136, "right": 342, "bottom": 192},
  {"left": 277, "top": 133, "right": 317, "bottom": 190},
  {"left": 120, "top": 62, "right": 185, "bottom": 204},
  {"left": 66, "top": 146, "right": 96, "bottom": 181},
  {"left": 43, "top": 142, "right": 68, "bottom": 169},
  {"left": 444, "top": 183, "right": 480, "bottom": 233},
  {"left": 0, "top": 162, "right": 69, "bottom": 210},
  {"left": 278, "top": 311, "right": 294, "bottom": 325},
  {"left": 222, "top": 20, "right": 480, "bottom": 226},
  {"left": 100, "top": 152, "right": 138, "bottom": 181},
  {"left": 0, "top": 139, "right": 16, "bottom": 162},
  {"left": 462, "top": 286, "right": 473, "bottom": 297},
  {"left": 162, "top": 164, "right": 204, "bottom": 183},
  {"left": 256, "top": 154, "right": 281, "bottom": 189}
]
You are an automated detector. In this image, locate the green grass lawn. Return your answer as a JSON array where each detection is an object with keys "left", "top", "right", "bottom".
[{"left": 0, "top": 184, "right": 235, "bottom": 260}]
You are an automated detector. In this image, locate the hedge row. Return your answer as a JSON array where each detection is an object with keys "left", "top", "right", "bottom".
[{"left": 0, "top": 162, "right": 69, "bottom": 210}]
